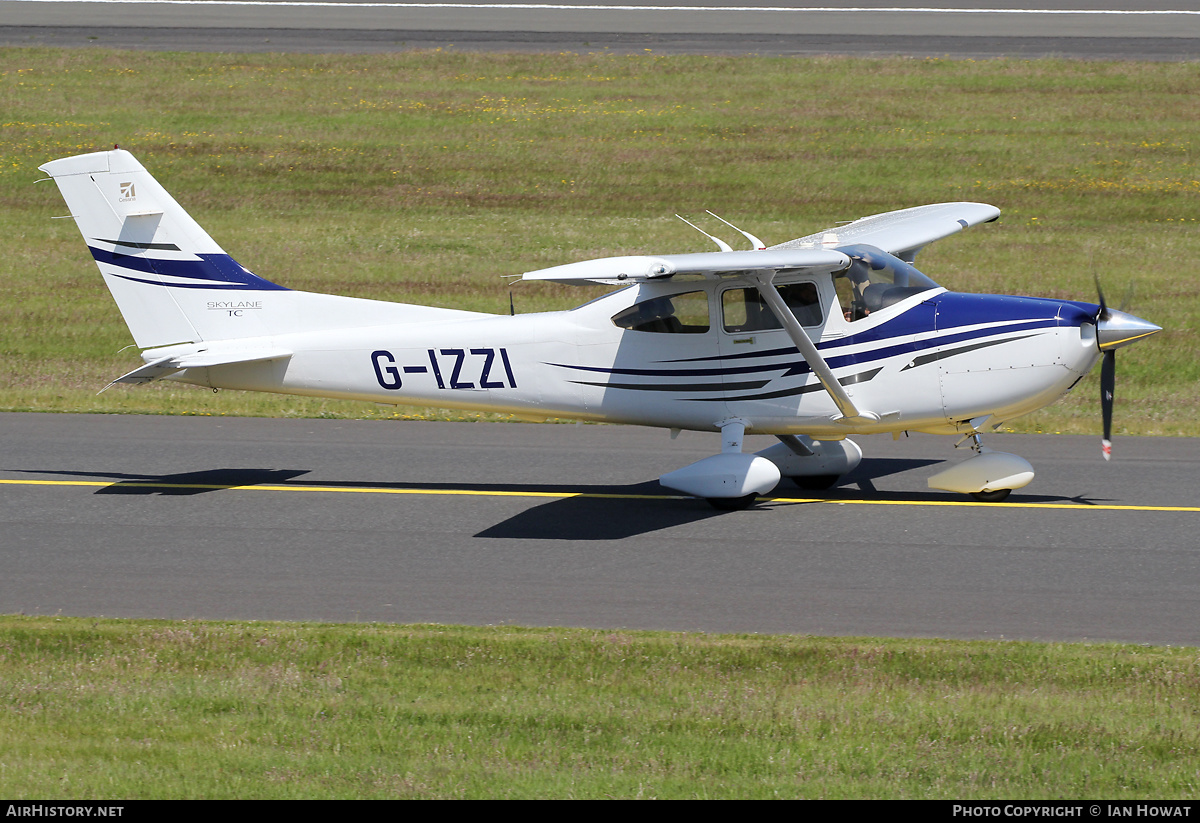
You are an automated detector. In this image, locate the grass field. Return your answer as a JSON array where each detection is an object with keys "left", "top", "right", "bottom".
[
  {"left": 1, "top": 49, "right": 1197, "bottom": 433},
  {"left": 0, "top": 616, "right": 1197, "bottom": 799}
]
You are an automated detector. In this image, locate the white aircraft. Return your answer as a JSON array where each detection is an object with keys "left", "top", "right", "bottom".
[{"left": 40, "top": 149, "right": 1161, "bottom": 508}]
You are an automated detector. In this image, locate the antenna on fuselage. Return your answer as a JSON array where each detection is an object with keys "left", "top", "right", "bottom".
[
  {"left": 706, "top": 211, "right": 766, "bottom": 250},
  {"left": 675, "top": 214, "right": 732, "bottom": 252}
]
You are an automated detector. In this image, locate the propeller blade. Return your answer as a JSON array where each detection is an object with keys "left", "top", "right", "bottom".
[
  {"left": 1092, "top": 276, "right": 1158, "bottom": 462},
  {"left": 1100, "top": 349, "right": 1115, "bottom": 461},
  {"left": 1118, "top": 281, "right": 1136, "bottom": 313},
  {"left": 1094, "top": 274, "right": 1109, "bottom": 323}
]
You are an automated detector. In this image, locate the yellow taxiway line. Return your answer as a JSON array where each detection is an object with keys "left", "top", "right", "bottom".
[{"left": 2, "top": 477, "right": 1198, "bottom": 512}]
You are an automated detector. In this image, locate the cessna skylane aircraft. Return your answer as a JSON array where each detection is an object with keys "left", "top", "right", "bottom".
[{"left": 40, "top": 149, "right": 1162, "bottom": 508}]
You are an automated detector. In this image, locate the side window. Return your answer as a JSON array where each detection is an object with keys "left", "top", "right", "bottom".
[
  {"left": 722, "top": 288, "right": 779, "bottom": 332},
  {"left": 612, "top": 290, "right": 710, "bottom": 334},
  {"left": 721, "top": 283, "right": 823, "bottom": 332},
  {"left": 778, "top": 281, "right": 823, "bottom": 326}
]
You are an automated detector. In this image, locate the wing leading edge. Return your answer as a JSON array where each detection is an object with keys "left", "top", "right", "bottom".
[
  {"left": 522, "top": 248, "right": 850, "bottom": 285},
  {"left": 522, "top": 203, "right": 998, "bottom": 284},
  {"left": 770, "top": 202, "right": 1000, "bottom": 262}
]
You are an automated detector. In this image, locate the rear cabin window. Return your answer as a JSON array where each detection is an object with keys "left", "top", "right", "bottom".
[
  {"left": 721, "top": 282, "right": 823, "bottom": 332},
  {"left": 611, "top": 290, "right": 710, "bottom": 334}
]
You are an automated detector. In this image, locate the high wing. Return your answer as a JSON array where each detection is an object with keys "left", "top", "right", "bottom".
[
  {"left": 522, "top": 203, "right": 998, "bottom": 284},
  {"left": 522, "top": 248, "right": 849, "bottom": 285},
  {"left": 770, "top": 202, "right": 1000, "bottom": 262}
]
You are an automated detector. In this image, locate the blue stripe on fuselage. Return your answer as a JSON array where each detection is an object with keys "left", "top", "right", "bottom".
[{"left": 553, "top": 292, "right": 1081, "bottom": 379}]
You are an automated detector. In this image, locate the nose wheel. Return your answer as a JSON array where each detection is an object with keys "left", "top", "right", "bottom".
[
  {"left": 970, "top": 488, "right": 1012, "bottom": 503},
  {"left": 928, "top": 431, "right": 1034, "bottom": 502},
  {"left": 706, "top": 493, "right": 760, "bottom": 511}
]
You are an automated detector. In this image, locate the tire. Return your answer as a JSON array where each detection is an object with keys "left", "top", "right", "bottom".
[
  {"left": 706, "top": 494, "right": 759, "bottom": 511},
  {"left": 792, "top": 474, "right": 840, "bottom": 491},
  {"left": 970, "top": 488, "right": 1012, "bottom": 503}
]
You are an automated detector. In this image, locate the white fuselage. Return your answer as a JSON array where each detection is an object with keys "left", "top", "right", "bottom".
[{"left": 164, "top": 274, "right": 1102, "bottom": 437}]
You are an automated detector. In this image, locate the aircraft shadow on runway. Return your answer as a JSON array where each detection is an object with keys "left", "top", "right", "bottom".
[
  {"left": 101, "top": 467, "right": 313, "bottom": 494},
  {"left": 836, "top": 457, "right": 941, "bottom": 494},
  {"left": 13, "top": 457, "right": 1116, "bottom": 541},
  {"left": 472, "top": 457, "right": 1117, "bottom": 540},
  {"left": 473, "top": 457, "right": 946, "bottom": 540},
  {"left": 474, "top": 479, "right": 732, "bottom": 540},
  {"left": 775, "top": 457, "right": 1117, "bottom": 507},
  {"left": 17, "top": 467, "right": 312, "bottom": 495}
]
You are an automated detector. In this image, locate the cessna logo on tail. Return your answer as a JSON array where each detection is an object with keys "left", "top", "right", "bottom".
[{"left": 119, "top": 182, "right": 135, "bottom": 201}]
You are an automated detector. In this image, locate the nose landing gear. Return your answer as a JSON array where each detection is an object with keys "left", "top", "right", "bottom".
[{"left": 927, "top": 431, "right": 1034, "bottom": 502}]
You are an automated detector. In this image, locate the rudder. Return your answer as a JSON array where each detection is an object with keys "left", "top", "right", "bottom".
[{"left": 39, "top": 149, "right": 286, "bottom": 349}]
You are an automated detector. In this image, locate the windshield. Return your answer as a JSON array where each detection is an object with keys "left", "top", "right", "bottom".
[{"left": 834, "top": 244, "right": 940, "bottom": 322}]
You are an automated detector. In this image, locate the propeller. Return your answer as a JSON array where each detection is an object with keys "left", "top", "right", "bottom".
[
  {"left": 1100, "top": 347, "right": 1115, "bottom": 461},
  {"left": 1092, "top": 277, "right": 1161, "bottom": 461}
]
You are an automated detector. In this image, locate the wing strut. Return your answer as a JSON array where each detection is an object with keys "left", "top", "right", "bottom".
[{"left": 750, "top": 273, "right": 879, "bottom": 425}]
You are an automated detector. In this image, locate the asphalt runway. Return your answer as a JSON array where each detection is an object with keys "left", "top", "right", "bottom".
[
  {"left": 3, "top": 0, "right": 1200, "bottom": 58},
  {"left": 2, "top": 412, "right": 1198, "bottom": 644}
]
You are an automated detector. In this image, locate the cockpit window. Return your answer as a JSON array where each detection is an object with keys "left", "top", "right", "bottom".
[
  {"left": 834, "top": 244, "right": 940, "bottom": 322},
  {"left": 612, "top": 290, "right": 710, "bottom": 334},
  {"left": 722, "top": 281, "right": 823, "bottom": 332}
]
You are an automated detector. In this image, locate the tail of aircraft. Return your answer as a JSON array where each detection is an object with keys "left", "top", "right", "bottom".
[
  {"left": 39, "top": 149, "right": 292, "bottom": 349},
  {"left": 40, "top": 149, "right": 480, "bottom": 352}
]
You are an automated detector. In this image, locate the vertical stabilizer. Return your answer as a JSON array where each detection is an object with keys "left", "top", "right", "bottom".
[{"left": 39, "top": 149, "right": 286, "bottom": 348}]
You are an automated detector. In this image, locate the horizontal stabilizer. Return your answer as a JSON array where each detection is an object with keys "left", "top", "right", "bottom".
[
  {"left": 103, "top": 348, "right": 293, "bottom": 391},
  {"left": 103, "top": 354, "right": 185, "bottom": 388},
  {"left": 523, "top": 248, "right": 849, "bottom": 285}
]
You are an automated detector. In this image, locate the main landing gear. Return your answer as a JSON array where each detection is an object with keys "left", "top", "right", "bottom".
[
  {"left": 707, "top": 493, "right": 761, "bottom": 511},
  {"left": 657, "top": 420, "right": 781, "bottom": 510},
  {"left": 658, "top": 421, "right": 863, "bottom": 510}
]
